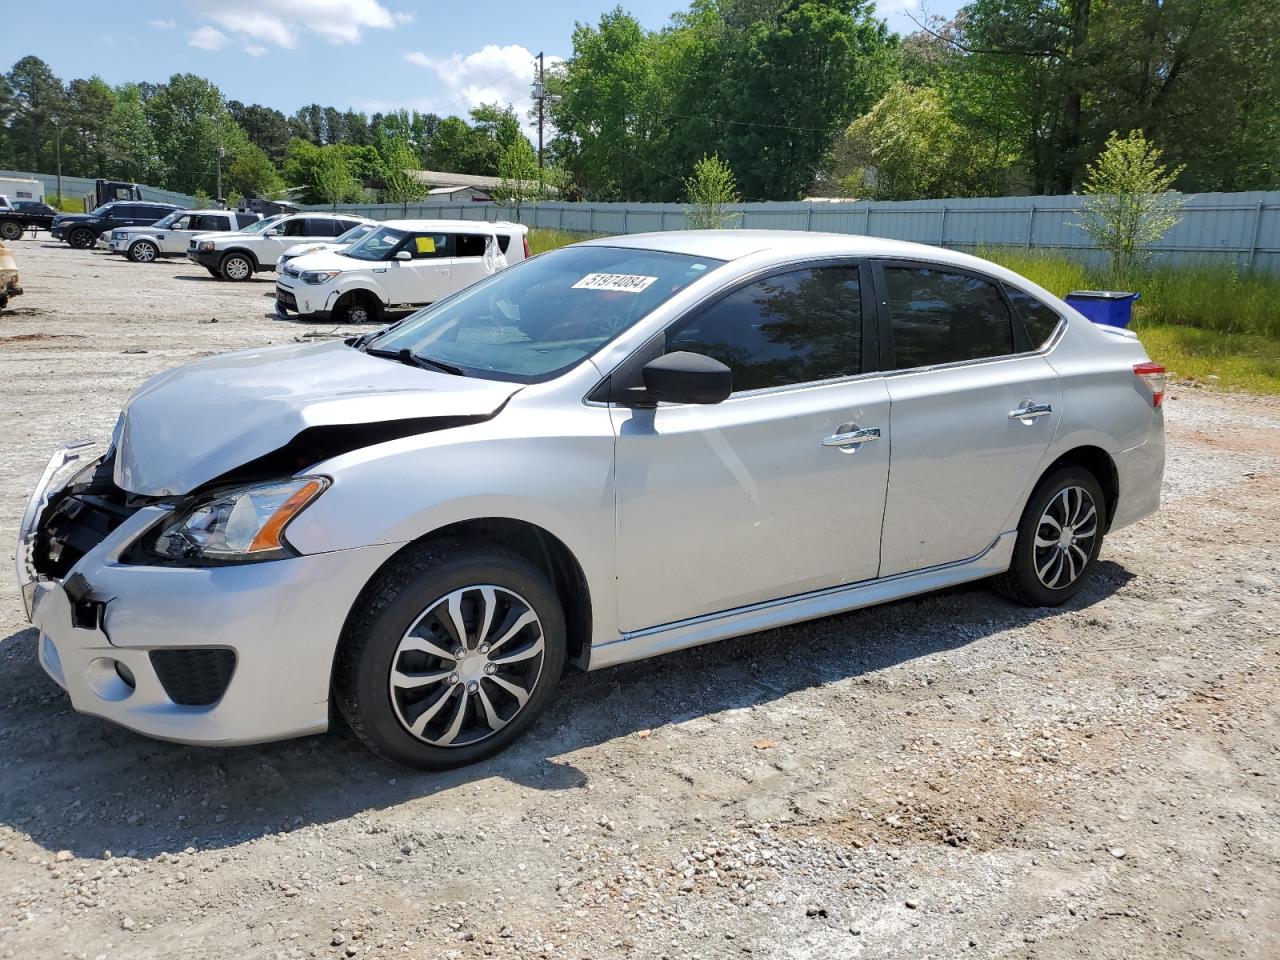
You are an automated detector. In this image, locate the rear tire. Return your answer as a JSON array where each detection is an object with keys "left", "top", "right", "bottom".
[
  {"left": 334, "top": 539, "right": 566, "bottom": 769},
  {"left": 0, "top": 221, "right": 21, "bottom": 241},
  {"left": 69, "top": 228, "right": 95, "bottom": 249},
  {"left": 128, "top": 240, "right": 158, "bottom": 263},
  {"left": 996, "top": 464, "right": 1106, "bottom": 607},
  {"left": 220, "top": 252, "right": 253, "bottom": 281}
]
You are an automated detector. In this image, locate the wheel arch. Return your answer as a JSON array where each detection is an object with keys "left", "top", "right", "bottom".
[
  {"left": 331, "top": 284, "right": 385, "bottom": 318},
  {"left": 342, "top": 517, "right": 593, "bottom": 670},
  {"left": 220, "top": 246, "right": 259, "bottom": 270},
  {"left": 1038, "top": 445, "right": 1120, "bottom": 532}
]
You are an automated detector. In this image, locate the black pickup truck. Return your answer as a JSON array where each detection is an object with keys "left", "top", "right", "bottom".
[{"left": 0, "top": 200, "right": 59, "bottom": 240}]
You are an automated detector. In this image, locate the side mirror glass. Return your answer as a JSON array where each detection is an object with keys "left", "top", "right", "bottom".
[
  {"left": 394, "top": 250, "right": 412, "bottom": 261},
  {"left": 641, "top": 351, "right": 732, "bottom": 405}
]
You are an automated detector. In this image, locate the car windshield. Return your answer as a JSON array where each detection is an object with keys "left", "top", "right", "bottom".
[
  {"left": 241, "top": 214, "right": 285, "bottom": 235},
  {"left": 367, "top": 246, "right": 724, "bottom": 382},
  {"left": 337, "top": 222, "right": 376, "bottom": 244},
  {"left": 151, "top": 210, "right": 185, "bottom": 228},
  {"left": 344, "top": 226, "right": 409, "bottom": 261}
]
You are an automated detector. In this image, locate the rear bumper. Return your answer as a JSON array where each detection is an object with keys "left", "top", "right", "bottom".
[{"left": 1110, "top": 421, "right": 1165, "bottom": 531}]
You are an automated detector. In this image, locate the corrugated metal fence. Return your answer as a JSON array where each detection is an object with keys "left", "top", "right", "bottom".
[
  {"left": 0, "top": 169, "right": 195, "bottom": 209},
  {"left": 308, "top": 191, "right": 1280, "bottom": 272}
]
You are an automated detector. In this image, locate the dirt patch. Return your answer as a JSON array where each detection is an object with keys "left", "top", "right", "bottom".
[{"left": 0, "top": 242, "right": 1276, "bottom": 960}]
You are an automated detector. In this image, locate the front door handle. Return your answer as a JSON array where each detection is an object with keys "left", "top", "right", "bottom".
[
  {"left": 822, "top": 427, "right": 881, "bottom": 448},
  {"left": 1009, "top": 402, "right": 1053, "bottom": 422}
]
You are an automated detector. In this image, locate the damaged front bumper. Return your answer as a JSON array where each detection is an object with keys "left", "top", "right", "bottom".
[{"left": 17, "top": 444, "right": 401, "bottom": 746}]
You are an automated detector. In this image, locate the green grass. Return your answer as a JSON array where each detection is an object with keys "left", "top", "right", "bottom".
[{"left": 527, "top": 228, "right": 598, "bottom": 255}]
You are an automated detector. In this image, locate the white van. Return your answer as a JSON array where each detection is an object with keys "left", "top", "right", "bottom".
[{"left": 274, "top": 219, "right": 529, "bottom": 323}]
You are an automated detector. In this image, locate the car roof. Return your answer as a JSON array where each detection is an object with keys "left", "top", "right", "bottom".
[
  {"left": 577, "top": 229, "right": 1000, "bottom": 269},
  {"left": 378, "top": 219, "right": 525, "bottom": 233}
]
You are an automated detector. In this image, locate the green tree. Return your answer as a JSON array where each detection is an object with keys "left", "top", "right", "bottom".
[
  {"left": 424, "top": 115, "right": 478, "bottom": 173},
  {"left": 312, "top": 147, "right": 360, "bottom": 208},
  {"left": 107, "top": 84, "right": 162, "bottom": 184},
  {"left": 5, "top": 56, "right": 66, "bottom": 171},
  {"left": 227, "top": 142, "right": 283, "bottom": 198},
  {"left": 838, "top": 81, "right": 1011, "bottom": 199},
  {"left": 144, "top": 73, "right": 245, "bottom": 195},
  {"left": 64, "top": 76, "right": 116, "bottom": 176},
  {"left": 684, "top": 154, "right": 741, "bottom": 228},
  {"left": 492, "top": 136, "right": 540, "bottom": 222},
  {"left": 1080, "top": 130, "right": 1186, "bottom": 283},
  {"left": 379, "top": 135, "right": 430, "bottom": 214},
  {"left": 227, "top": 101, "right": 292, "bottom": 164}
]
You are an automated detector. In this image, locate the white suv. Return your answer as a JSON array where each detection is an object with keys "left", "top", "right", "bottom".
[
  {"left": 187, "top": 212, "right": 368, "bottom": 281},
  {"left": 109, "top": 209, "right": 262, "bottom": 262},
  {"left": 274, "top": 219, "right": 529, "bottom": 323},
  {"left": 275, "top": 219, "right": 378, "bottom": 272}
]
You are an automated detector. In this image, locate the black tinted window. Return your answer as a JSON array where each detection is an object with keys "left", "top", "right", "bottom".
[
  {"left": 666, "top": 266, "right": 862, "bottom": 392},
  {"left": 884, "top": 267, "right": 1014, "bottom": 369},
  {"left": 235, "top": 213, "right": 260, "bottom": 229},
  {"left": 455, "top": 234, "right": 490, "bottom": 258},
  {"left": 1005, "top": 286, "right": 1062, "bottom": 348}
]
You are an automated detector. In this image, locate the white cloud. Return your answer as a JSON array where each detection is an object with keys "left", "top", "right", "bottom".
[
  {"left": 189, "top": 25, "right": 228, "bottom": 50},
  {"left": 244, "top": 45, "right": 268, "bottom": 57},
  {"left": 150, "top": 19, "right": 177, "bottom": 29},
  {"left": 395, "top": 44, "right": 561, "bottom": 126},
  {"left": 393, "top": 10, "right": 414, "bottom": 24},
  {"left": 191, "top": 0, "right": 399, "bottom": 50}
]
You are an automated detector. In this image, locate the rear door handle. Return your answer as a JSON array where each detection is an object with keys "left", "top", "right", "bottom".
[
  {"left": 1009, "top": 402, "right": 1053, "bottom": 422},
  {"left": 822, "top": 427, "right": 881, "bottom": 448}
]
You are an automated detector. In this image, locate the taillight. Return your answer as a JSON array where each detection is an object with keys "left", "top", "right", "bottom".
[
  {"left": 1133, "top": 362, "right": 1166, "bottom": 407},
  {"left": 522, "top": 234, "right": 531, "bottom": 259}
]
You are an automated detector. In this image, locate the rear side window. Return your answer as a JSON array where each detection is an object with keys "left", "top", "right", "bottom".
[
  {"left": 496, "top": 234, "right": 511, "bottom": 253},
  {"left": 1005, "top": 286, "right": 1062, "bottom": 348},
  {"left": 235, "top": 213, "right": 260, "bottom": 229},
  {"left": 883, "top": 267, "right": 1014, "bottom": 369},
  {"left": 666, "top": 265, "right": 862, "bottom": 392},
  {"left": 454, "top": 234, "right": 490, "bottom": 258},
  {"left": 337, "top": 219, "right": 364, "bottom": 233},
  {"left": 280, "top": 218, "right": 309, "bottom": 236}
]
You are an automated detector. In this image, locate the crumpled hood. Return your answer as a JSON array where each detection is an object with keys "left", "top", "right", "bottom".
[{"left": 113, "top": 340, "right": 521, "bottom": 496}]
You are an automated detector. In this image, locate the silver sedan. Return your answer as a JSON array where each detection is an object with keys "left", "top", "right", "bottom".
[{"left": 17, "top": 231, "right": 1165, "bottom": 767}]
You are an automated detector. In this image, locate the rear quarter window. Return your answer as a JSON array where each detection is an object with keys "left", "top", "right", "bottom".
[{"left": 1005, "top": 286, "right": 1064, "bottom": 348}]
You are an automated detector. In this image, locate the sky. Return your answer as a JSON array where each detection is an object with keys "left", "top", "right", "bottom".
[{"left": 7, "top": 0, "right": 958, "bottom": 129}]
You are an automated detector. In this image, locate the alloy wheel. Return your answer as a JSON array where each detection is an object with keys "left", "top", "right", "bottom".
[
  {"left": 132, "top": 242, "right": 156, "bottom": 262},
  {"left": 1033, "top": 485, "right": 1098, "bottom": 589},
  {"left": 223, "top": 256, "right": 250, "bottom": 280},
  {"left": 388, "top": 585, "right": 545, "bottom": 748},
  {"left": 347, "top": 301, "right": 370, "bottom": 323}
]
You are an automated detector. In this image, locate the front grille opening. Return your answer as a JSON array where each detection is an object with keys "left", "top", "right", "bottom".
[
  {"left": 34, "top": 454, "right": 142, "bottom": 579},
  {"left": 149, "top": 648, "right": 236, "bottom": 706}
]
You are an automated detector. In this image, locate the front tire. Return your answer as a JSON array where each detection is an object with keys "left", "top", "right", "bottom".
[
  {"left": 334, "top": 291, "right": 381, "bottom": 324},
  {"left": 997, "top": 464, "right": 1106, "bottom": 606},
  {"left": 219, "top": 252, "right": 253, "bottom": 281},
  {"left": 128, "top": 240, "right": 158, "bottom": 263},
  {"left": 69, "top": 228, "right": 95, "bottom": 249},
  {"left": 334, "top": 540, "right": 566, "bottom": 769}
]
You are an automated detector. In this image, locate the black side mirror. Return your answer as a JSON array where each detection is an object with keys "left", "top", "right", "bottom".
[{"left": 641, "top": 351, "right": 732, "bottom": 405}]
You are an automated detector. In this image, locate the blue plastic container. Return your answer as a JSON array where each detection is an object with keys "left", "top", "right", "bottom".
[{"left": 1064, "top": 290, "right": 1140, "bottom": 328}]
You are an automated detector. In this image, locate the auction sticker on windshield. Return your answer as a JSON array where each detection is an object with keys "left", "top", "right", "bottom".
[{"left": 572, "top": 273, "right": 658, "bottom": 293}]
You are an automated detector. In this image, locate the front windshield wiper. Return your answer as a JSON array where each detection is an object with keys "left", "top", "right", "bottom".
[{"left": 365, "top": 347, "right": 465, "bottom": 376}]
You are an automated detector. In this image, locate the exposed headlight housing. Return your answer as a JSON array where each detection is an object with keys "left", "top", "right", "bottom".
[
  {"left": 300, "top": 269, "right": 342, "bottom": 285},
  {"left": 151, "top": 477, "right": 328, "bottom": 564}
]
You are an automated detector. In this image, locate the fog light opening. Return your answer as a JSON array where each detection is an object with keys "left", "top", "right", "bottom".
[{"left": 114, "top": 661, "right": 136, "bottom": 690}]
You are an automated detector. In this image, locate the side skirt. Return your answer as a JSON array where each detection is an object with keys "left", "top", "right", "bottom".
[{"left": 586, "top": 532, "right": 1016, "bottom": 671}]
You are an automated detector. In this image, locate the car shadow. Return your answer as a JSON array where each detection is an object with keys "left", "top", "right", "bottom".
[{"left": 0, "top": 561, "right": 1134, "bottom": 858}]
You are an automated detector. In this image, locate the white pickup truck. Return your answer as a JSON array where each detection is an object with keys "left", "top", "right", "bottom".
[{"left": 108, "top": 209, "right": 263, "bottom": 262}]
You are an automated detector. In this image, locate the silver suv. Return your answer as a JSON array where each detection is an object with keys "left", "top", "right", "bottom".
[{"left": 17, "top": 232, "right": 1165, "bottom": 768}]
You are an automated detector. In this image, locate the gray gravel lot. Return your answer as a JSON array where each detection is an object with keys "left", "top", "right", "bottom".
[{"left": 0, "top": 240, "right": 1277, "bottom": 960}]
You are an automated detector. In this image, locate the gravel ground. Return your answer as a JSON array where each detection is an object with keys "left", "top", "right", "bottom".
[{"left": 0, "top": 240, "right": 1277, "bottom": 960}]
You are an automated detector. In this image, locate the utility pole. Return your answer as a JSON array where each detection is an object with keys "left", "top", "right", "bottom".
[
  {"left": 216, "top": 144, "right": 225, "bottom": 206},
  {"left": 536, "top": 51, "right": 545, "bottom": 170},
  {"left": 52, "top": 119, "right": 63, "bottom": 207}
]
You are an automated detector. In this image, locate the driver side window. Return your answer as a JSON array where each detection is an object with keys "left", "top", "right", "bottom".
[{"left": 665, "top": 266, "right": 863, "bottom": 393}]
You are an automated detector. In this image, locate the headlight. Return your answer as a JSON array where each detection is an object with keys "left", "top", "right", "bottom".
[
  {"left": 300, "top": 269, "right": 341, "bottom": 284},
  {"left": 196, "top": 240, "right": 216, "bottom": 252},
  {"left": 151, "top": 477, "right": 328, "bottom": 563}
]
